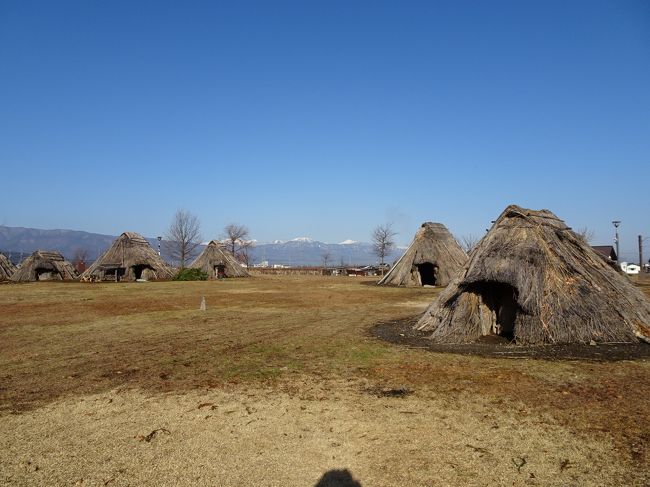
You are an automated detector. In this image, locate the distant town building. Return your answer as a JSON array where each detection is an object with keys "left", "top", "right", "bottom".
[{"left": 591, "top": 245, "right": 617, "bottom": 262}]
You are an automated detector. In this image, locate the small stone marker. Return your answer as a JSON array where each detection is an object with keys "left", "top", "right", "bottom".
[{"left": 200, "top": 296, "right": 206, "bottom": 311}]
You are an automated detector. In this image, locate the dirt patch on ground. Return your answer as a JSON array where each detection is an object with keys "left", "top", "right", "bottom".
[{"left": 371, "top": 316, "right": 650, "bottom": 361}]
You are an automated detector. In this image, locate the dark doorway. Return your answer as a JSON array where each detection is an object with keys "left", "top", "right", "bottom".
[
  {"left": 215, "top": 264, "right": 226, "bottom": 278},
  {"left": 465, "top": 281, "right": 519, "bottom": 340},
  {"left": 417, "top": 262, "right": 438, "bottom": 285},
  {"left": 35, "top": 268, "right": 54, "bottom": 281},
  {"left": 132, "top": 265, "right": 152, "bottom": 280}
]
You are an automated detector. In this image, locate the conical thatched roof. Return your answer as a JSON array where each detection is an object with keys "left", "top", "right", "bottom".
[
  {"left": 81, "top": 232, "right": 173, "bottom": 282},
  {"left": 0, "top": 253, "right": 17, "bottom": 280},
  {"left": 378, "top": 222, "right": 467, "bottom": 287},
  {"left": 11, "top": 250, "right": 78, "bottom": 282},
  {"left": 416, "top": 205, "right": 650, "bottom": 344},
  {"left": 189, "top": 240, "right": 250, "bottom": 278}
]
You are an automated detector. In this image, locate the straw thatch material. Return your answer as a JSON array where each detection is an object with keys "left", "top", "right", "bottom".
[
  {"left": 416, "top": 205, "right": 650, "bottom": 344},
  {"left": 378, "top": 222, "right": 467, "bottom": 287},
  {"left": 10, "top": 251, "right": 78, "bottom": 282},
  {"left": 189, "top": 240, "right": 250, "bottom": 278},
  {"left": 81, "top": 232, "right": 173, "bottom": 281},
  {"left": 0, "top": 253, "right": 17, "bottom": 280}
]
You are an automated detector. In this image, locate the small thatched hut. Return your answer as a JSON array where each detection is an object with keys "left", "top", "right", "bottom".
[
  {"left": 11, "top": 251, "right": 78, "bottom": 282},
  {"left": 81, "top": 232, "right": 173, "bottom": 282},
  {"left": 0, "top": 253, "right": 17, "bottom": 281},
  {"left": 378, "top": 222, "right": 467, "bottom": 287},
  {"left": 189, "top": 240, "right": 250, "bottom": 278},
  {"left": 416, "top": 205, "right": 650, "bottom": 344}
]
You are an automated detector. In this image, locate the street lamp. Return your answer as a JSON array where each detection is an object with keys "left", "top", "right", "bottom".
[
  {"left": 612, "top": 221, "right": 621, "bottom": 263},
  {"left": 157, "top": 236, "right": 162, "bottom": 256}
]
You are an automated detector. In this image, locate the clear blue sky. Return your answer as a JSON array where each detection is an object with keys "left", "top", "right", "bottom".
[{"left": 1, "top": 1, "right": 648, "bottom": 260}]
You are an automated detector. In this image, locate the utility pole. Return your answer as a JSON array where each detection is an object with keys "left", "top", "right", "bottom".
[
  {"left": 639, "top": 235, "right": 643, "bottom": 268},
  {"left": 612, "top": 220, "right": 621, "bottom": 262}
]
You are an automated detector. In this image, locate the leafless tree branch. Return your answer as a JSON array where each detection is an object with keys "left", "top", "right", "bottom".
[
  {"left": 236, "top": 239, "right": 255, "bottom": 268},
  {"left": 321, "top": 251, "right": 331, "bottom": 269},
  {"left": 72, "top": 248, "right": 89, "bottom": 273},
  {"left": 576, "top": 226, "right": 595, "bottom": 244},
  {"left": 223, "top": 223, "right": 254, "bottom": 266},
  {"left": 460, "top": 234, "right": 480, "bottom": 253},
  {"left": 165, "top": 209, "right": 202, "bottom": 268},
  {"left": 372, "top": 223, "right": 397, "bottom": 274}
]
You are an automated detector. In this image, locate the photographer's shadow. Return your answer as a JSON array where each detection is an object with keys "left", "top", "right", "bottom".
[{"left": 314, "top": 469, "right": 362, "bottom": 487}]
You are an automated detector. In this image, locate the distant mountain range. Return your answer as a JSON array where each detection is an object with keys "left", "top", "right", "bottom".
[
  {"left": 247, "top": 237, "right": 404, "bottom": 267},
  {"left": 0, "top": 226, "right": 404, "bottom": 267},
  {"left": 0, "top": 226, "right": 120, "bottom": 262}
]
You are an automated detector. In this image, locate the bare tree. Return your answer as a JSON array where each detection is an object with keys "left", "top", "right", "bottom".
[
  {"left": 460, "top": 234, "right": 480, "bottom": 253},
  {"left": 321, "top": 250, "right": 331, "bottom": 269},
  {"left": 72, "top": 248, "right": 89, "bottom": 273},
  {"left": 224, "top": 223, "right": 250, "bottom": 255},
  {"left": 372, "top": 223, "right": 397, "bottom": 275},
  {"left": 223, "top": 223, "right": 255, "bottom": 266},
  {"left": 165, "top": 209, "right": 202, "bottom": 268},
  {"left": 236, "top": 240, "right": 255, "bottom": 268},
  {"left": 576, "top": 227, "right": 595, "bottom": 244}
]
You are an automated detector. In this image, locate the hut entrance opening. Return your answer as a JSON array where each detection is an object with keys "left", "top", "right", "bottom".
[
  {"left": 132, "top": 265, "right": 152, "bottom": 280},
  {"left": 35, "top": 268, "right": 55, "bottom": 281},
  {"left": 465, "top": 281, "right": 519, "bottom": 340},
  {"left": 215, "top": 264, "right": 226, "bottom": 278},
  {"left": 417, "top": 263, "right": 438, "bottom": 286}
]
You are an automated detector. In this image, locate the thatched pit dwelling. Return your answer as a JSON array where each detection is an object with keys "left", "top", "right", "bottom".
[
  {"left": 81, "top": 232, "right": 173, "bottom": 282},
  {"left": 189, "top": 240, "right": 250, "bottom": 278},
  {"left": 378, "top": 222, "right": 467, "bottom": 287},
  {"left": 10, "top": 251, "right": 78, "bottom": 282},
  {"left": 0, "top": 253, "right": 17, "bottom": 281},
  {"left": 416, "top": 205, "right": 650, "bottom": 344}
]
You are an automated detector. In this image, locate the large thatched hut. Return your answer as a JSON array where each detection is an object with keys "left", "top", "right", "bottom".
[
  {"left": 189, "top": 240, "right": 250, "bottom": 278},
  {"left": 416, "top": 205, "right": 650, "bottom": 344},
  {"left": 81, "top": 232, "right": 173, "bottom": 282},
  {"left": 0, "top": 253, "right": 17, "bottom": 281},
  {"left": 378, "top": 222, "right": 467, "bottom": 287},
  {"left": 11, "top": 251, "right": 78, "bottom": 282}
]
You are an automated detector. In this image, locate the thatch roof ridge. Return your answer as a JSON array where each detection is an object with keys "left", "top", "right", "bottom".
[
  {"left": 378, "top": 221, "right": 467, "bottom": 287},
  {"left": 0, "top": 252, "right": 17, "bottom": 280},
  {"left": 120, "top": 231, "right": 150, "bottom": 245},
  {"left": 32, "top": 250, "right": 66, "bottom": 261},
  {"left": 416, "top": 205, "right": 650, "bottom": 344},
  {"left": 189, "top": 240, "right": 250, "bottom": 278}
]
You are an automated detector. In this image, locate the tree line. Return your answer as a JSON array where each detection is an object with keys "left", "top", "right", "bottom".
[{"left": 168, "top": 210, "right": 402, "bottom": 272}]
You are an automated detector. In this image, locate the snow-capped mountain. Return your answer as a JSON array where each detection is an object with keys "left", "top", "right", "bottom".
[
  {"left": 250, "top": 238, "right": 401, "bottom": 266},
  {"left": 0, "top": 225, "right": 404, "bottom": 267}
]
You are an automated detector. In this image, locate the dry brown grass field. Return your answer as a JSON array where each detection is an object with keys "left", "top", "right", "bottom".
[{"left": 1, "top": 275, "right": 649, "bottom": 486}]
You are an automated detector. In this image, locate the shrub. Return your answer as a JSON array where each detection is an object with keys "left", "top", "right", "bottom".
[{"left": 173, "top": 268, "right": 208, "bottom": 281}]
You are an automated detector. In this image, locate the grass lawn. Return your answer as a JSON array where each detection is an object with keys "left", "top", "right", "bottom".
[{"left": 1, "top": 275, "right": 648, "bottom": 486}]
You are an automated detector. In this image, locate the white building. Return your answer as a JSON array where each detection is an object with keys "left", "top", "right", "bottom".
[{"left": 620, "top": 262, "right": 641, "bottom": 275}]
